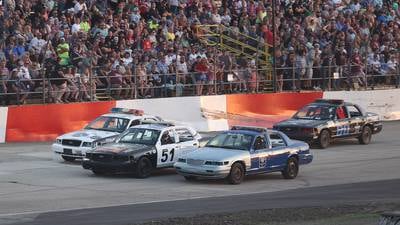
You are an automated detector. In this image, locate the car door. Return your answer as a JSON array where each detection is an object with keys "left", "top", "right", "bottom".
[
  {"left": 333, "top": 106, "right": 351, "bottom": 137},
  {"left": 346, "top": 105, "right": 364, "bottom": 135},
  {"left": 174, "top": 127, "right": 199, "bottom": 156},
  {"left": 268, "top": 132, "right": 290, "bottom": 171},
  {"left": 156, "top": 129, "right": 178, "bottom": 168},
  {"left": 248, "top": 135, "right": 271, "bottom": 174}
]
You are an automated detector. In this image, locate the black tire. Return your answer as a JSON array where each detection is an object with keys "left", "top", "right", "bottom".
[
  {"left": 318, "top": 129, "right": 330, "bottom": 149},
  {"left": 135, "top": 157, "right": 153, "bottom": 178},
  {"left": 92, "top": 169, "right": 105, "bottom": 175},
  {"left": 282, "top": 157, "right": 299, "bottom": 179},
  {"left": 184, "top": 176, "right": 197, "bottom": 181},
  {"left": 62, "top": 155, "right": 76, "bottom": 162},
  {"left": 227, "top": 162, "right": 245, "bottom": 185},
  {"left": 358, "top": 126, "right": 372, "bottom": 145}
]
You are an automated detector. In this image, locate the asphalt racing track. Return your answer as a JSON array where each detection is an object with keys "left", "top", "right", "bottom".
[{"left": 0, "top": 122, "right": 399, "bottom": 225}]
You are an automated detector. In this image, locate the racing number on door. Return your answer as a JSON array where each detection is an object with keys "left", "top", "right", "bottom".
[
  {"left": 161, "top": 149, "right": 175, "bottom": 162},
  {"left": 337, "top": 125, "right": 350, "bottom": 136},
  {"left": 259, "top": 157, "right": 267, "bottom": 168}
]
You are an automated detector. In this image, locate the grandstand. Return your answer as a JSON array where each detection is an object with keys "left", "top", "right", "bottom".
[{"left": 0, "top": 0, "right": 399, "bottom": 105}]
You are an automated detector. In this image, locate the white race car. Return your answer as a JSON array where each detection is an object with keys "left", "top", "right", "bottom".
[{"left": 52, "top": 108, "right": 163, "bottom": 161}]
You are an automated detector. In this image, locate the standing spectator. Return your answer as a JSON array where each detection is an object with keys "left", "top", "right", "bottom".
[
  {"left": 295, "top": 47, "right": 307, "bottom": 90},
  {"left": 56, "top": 38, "right": 70, "bottom": 66},
  {"left": 194, "top": 57, "right": 208, "bottom": 95},
  {"left": 0, "top": 59, "right": 9, "bottom": 105}
]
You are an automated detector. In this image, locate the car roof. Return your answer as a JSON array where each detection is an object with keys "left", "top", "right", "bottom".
[
  {"left": 130, "top": 123, "right": 175, "bottom": 131},
  {"left": 223, "top": 129, "right": 261, "bottom": 136},
  {"left": 100, "top": 113, "right": 154, "bottom": 120},
  {"left": 311, "top": 99, "right": 353, "bottom": 107}
]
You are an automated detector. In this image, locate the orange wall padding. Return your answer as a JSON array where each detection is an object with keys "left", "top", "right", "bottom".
[
  {"left": 6, "top": 101, "right": 116, "bottom": 142},
  {"left": 226, "top": 92, "right": 323, "bottom": 128}
]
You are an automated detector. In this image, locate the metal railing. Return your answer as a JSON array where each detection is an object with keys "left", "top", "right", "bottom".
[{"left": 0, "top": 64, "right": 399, "bottom": 106}]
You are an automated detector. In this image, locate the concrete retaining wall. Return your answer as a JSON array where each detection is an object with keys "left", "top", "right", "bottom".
[{"left": 0, "top": 89, "right": 398, "bottom": 143}]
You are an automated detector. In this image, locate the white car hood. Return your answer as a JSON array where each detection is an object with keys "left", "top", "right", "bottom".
[
  {"left": 58, "top": 129, "right": 119, "bottom": 142},
  {"left": 184, "top": 147, "right": 249, "bottom": 162}
]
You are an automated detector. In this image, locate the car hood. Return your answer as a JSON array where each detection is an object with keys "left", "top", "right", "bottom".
[
  {"left": 57, "top": 129, "right": 120, "bottom": 142},
  {"left": 93, "top": 143, "right": 152, "bottom": 154},
  {"left": 183, "top": 147, "right": 249, "bottom": 162},
  {"left": 275, "top": 119, "right": 327, "bottom": 128}
]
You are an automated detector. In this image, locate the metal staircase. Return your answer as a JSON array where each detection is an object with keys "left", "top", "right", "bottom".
[{"left": 196, "top": 25, "right": 273, "bottom": 91}]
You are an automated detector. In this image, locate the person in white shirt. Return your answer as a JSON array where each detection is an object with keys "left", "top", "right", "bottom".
[
  {"left": 189, "top": 48, "right": 198, "bottom": 64},
  {"left": 165, "top": 51, "right": 177, "bottom": 66},
  {"left": 177, "top": 55, "right": 190, "bottom": 85},
  {"left": 15, "top": 60, "right": 31, "bottom": 80},
  {"left": 122, "top": 51, "right": 133, "bottom": 66},
  {"left": 29, "top": 32, "right": 46, "bottom": 54},
  {"left": 74, "top": 0, "right": 87, "bottom": 15},
  {"left": 71, "top": 17, "right": 81, "bottom": 34},
  {"left": 211, "top": 10, "right": 222, "bottom": 24}
]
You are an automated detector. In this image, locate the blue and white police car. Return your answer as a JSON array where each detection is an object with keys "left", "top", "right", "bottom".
[{"left": 174, "top": 126, "right": 313, "bottom": 184}]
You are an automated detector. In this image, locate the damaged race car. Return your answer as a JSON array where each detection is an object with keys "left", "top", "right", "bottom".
[{"left": 273, "top": 99, "right": 382, "bottom": 148}]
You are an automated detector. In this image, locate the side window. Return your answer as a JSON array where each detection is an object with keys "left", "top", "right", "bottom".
[
  {"left": 254, "top": 136, "right": 267, "bottom": 150},
  {"left": 269, "top": 133, "right": 286, "bottom": 148},
  {"left": 336, "top": 106, "right": 348, "bottom": 120},
  {"left": 160, "top": 131, "right": 175, "bottom": 145},
  {"left": 346, "top": 105, "right": 362, "bottom": 118},
  {"left": 175, "top": 128, "right": 194, "bottom": 142},
  {"left": 144, "top": 117, "right": 158, "bottom": 122},
  {"left": 129, "top": 119, "right": 141, "bottom": 127}
]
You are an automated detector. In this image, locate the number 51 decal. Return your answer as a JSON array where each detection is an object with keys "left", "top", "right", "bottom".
[
  {"left": 337, "top": 125, "right": 350, "bottom": 136},
  {"left": 161, "top": 149, "right": 175, "bottom": 162}
]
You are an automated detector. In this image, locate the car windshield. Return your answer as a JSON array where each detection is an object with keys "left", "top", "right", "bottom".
[
  {"left": 85, "top": 116, "right": 130, "bottom": 133},
  {"left": 205, "top": 133, "right": 254, "bottom": 151},
  {"left": 293, "top": 105, "right": 336, "bottom": 120},
  {"left": 117, "top": 128, "right": 160, "bottom": 145}
]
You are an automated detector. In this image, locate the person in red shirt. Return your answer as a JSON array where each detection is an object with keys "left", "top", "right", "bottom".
[
  {"left": 194, "top": 57, "right": 209, "bottom": 95},
  {"left": 336, "top": 106, "right": 347, "bottom": 119}
]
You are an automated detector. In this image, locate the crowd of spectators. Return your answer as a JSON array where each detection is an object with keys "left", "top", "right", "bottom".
[{"left": 0, "top": 0, "right": 399, "bottom": 105}]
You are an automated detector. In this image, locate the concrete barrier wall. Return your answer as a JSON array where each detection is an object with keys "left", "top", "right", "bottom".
[
  {"left": 0, "top": 107, "right": 7, "bottom": 143},
  {"left": 1, "top": 89, "right": 399, "bottom": 143},
  {"left": 324, "top": 90, "right": 400, "bottom": 120}
]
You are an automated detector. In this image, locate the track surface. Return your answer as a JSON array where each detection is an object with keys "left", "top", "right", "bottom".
[{"left": 0, "top": 122, "right": 399, "bottom": 224}]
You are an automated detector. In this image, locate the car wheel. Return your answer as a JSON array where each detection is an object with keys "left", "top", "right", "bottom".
[
  {"left": 227, "top": 162, "right": 244, "bottom": 185},
  {"left": 135, "top": 157, "right": 153, "bottom": 178},
  {"left": 184, "top": 176, "right": 197, "bottom": 181},
  {"left": 282, "top": 157, "right": 299, "bottom": 179},
  {"left": 358, "top": 126, "right": 372, "bottom": 145},
  {"left": 62, "top": 156, "right": 75, "bottom": 162},
  {"left": 318, "top": 129, "right": 330, "bottom": 149},
  {"left": 92, "top": 169, "right": 105, "bottom": 175}
]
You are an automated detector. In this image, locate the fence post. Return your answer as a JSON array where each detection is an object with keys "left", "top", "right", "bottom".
[
  {"left": 42, "top": 69, "right": 46, "bottom": 104},
  {"left": 328, "top": 62, "right": 332, "bottom": 91},
  {"left": 133, "top": 66, "right": 138, "bottom": 99},
  {"left": 89, "top": 69, "right": 93, "bottom": 101},
  {"left": 292, "top": 65, "right": 295, "bottom": 91},
  {"left": 163, "top": 72, "right": 167, "bottom": 97},
  {"left": 397, "top": 60, "right": 400, "bottom": 88},
  {"left": 214, "top": 47, "right": 219, "bottom": 95}
]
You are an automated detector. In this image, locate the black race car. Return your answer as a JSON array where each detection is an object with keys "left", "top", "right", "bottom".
[
  {"left": 82, "top": 123, "right": 201, "bottom": 178},
  {"left": 273, "top": 99, "right": 383, "bottom": 148}
]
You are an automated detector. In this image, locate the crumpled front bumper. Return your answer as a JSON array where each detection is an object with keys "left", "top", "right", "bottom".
[{"left": 82, "top": 158, "right": 135, "bottom": 172}]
